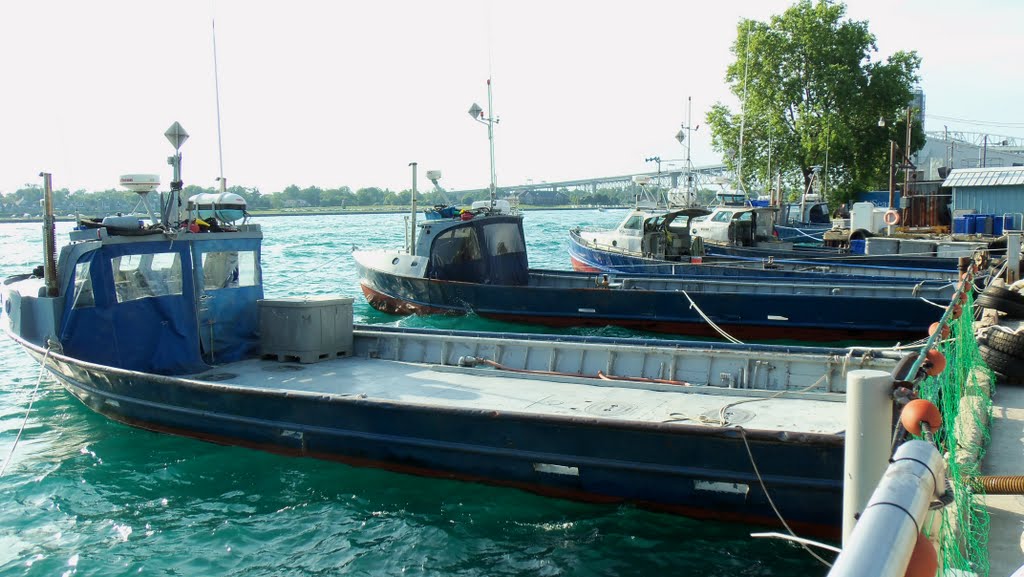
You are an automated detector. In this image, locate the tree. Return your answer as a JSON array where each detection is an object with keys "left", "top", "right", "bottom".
[{"left": 705, "top": 0, "right": 922, "bottom": 205}]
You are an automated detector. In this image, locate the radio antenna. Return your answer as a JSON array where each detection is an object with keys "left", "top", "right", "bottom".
[{"left": 212, "top": 18, "right": 226, "bottom": 192}]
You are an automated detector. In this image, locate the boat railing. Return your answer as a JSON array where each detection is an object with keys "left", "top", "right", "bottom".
[{"left": 352, "top": 326, "right": 895, "bottom": 394}]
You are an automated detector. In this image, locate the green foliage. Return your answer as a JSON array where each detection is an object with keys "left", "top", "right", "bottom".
[{"left": 705, "top": 0, "right": 922, "bottom": 205}]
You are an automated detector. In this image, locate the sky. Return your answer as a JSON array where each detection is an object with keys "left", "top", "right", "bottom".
[{"left": 2, "top": 0, "right": 1022, "bottom": 196}]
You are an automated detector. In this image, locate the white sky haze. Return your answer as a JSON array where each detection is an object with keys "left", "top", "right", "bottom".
[{"left": 1, "top": 0, "right": 1021, "bottom": 195}]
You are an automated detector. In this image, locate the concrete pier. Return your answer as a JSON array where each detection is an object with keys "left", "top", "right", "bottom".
[{"left": 985, "top": 384, "right": 1024, "bottom": 577}]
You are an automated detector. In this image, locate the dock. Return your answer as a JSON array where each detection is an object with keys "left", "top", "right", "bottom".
[{"left": 986, "top": 384, "right": 1024, "bottom": 577}]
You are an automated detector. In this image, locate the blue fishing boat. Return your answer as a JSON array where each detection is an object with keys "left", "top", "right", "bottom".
[
  {"left": 2, "top": 125, "right": 907, "bottom": 539},
  {"left": 354, "top": 195, "right": 954, "bottom": 342},
  {"left": 569, "top": 203, "right": 964, "bottom": 279}
]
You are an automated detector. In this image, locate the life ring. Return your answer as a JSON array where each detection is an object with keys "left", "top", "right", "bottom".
[{"left": 883, "top": 209, "right": 901, "bottom": 226}]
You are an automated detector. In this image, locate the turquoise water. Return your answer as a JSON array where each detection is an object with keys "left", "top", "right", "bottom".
[{"left": 0, "top": 211, "right": 826, "bottom": 576}]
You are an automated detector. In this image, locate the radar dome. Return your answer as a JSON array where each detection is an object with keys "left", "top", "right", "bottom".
[{"left": 119, "top": 174, "right": 160, "bottom": 194}]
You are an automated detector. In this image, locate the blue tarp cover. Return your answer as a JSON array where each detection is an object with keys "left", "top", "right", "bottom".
[{"left": 59, "top": 237, "right": 262, "bottom": 375}]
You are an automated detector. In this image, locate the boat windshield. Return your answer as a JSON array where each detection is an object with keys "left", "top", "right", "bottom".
[
  {"left": 621, "top": 215, "right": 643, "bottom": 230},
  {"left": 482, "top": 222, "right": 526, "bottom": 256},
  {"left": 429, "top": 226, "right": 485, "bottom": 282},
  {"left": 111, "top": 252, "right": 183, "bottom": 303}
]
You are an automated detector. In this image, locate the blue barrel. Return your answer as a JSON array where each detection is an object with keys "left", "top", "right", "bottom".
[
  {"left": 977, "top": 214, "right": 993, "bottom": 235},
  {"left": 850, "top": 239, "right": 865, "bottom": 254},
  {"left": 964, "top": 215, "right": 977, "bottom": 234},
  {"left": 953, "top": 216, "right": 968, "bottom": 234}
]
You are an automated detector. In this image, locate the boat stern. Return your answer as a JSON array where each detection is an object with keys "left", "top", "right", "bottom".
[{"left": 2, "top": 272, "right": 63, "bottom": 349}]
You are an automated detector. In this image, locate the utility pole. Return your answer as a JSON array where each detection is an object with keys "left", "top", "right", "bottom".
[
  {"left": 888, "top": 140, "right": 897, "bottom": 209},
  {"left": 904, "top": 108, "right": 912, "bottom": 189}
]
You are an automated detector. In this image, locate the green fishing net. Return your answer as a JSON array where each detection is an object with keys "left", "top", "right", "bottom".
[{"left": 916, "top": 290, "right": 994, "bottom": 576}]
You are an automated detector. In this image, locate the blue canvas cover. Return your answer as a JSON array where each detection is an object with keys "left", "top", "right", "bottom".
[
  {"left": 60, "top": 241, "right": 206, "bottom": 375},
  {"left": 190, "top": 238, "right": 263, "bottom": 364},
  {"left": 58, "top": 237, "right": 263, "bottom": 375}
]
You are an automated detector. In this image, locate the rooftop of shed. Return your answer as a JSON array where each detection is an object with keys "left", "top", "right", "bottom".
[{"left": 942, "top": 166, "right": 1024, "bottom": 188}]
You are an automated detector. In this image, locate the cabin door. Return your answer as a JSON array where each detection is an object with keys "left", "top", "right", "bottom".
[{"left": 193, "top": 246, "right": 262, "bottom": 364}]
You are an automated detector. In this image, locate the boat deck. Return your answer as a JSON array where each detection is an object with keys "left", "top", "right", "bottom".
[{"left": 189, "top": 355, "right": 848, "bottom": 435}]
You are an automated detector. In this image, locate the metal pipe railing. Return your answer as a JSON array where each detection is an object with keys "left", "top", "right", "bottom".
[{"left": 828, "top": 440, "right": 945, "bottom": 577}]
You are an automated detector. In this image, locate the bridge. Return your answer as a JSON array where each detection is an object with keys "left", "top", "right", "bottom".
[{"left": 445, "top": 163, "right": 730, "bottom": 198}]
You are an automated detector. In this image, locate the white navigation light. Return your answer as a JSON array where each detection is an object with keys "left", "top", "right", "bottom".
[{"left": 119, "top": 174, "right": 160, "bottom": 194}]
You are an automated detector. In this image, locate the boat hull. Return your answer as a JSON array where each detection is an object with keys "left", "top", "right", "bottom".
[
  {"left": 357, "top": 266, "right": 939, "bottom": 343},
  {"left": 17, "top": 338, "right": 847, "bottom": 539},
  {"left": 704, "top": 243, "right": 959, "bottom": 270},
  {"left": 568, "top": 229, "right": 958, "bottom": 280}
]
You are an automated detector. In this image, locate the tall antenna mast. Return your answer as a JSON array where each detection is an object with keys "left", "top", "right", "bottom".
[
  {"left": 675, "top": 97, "right": 699, "bottom": 207},
  {"left": 212, "top": 18, "right": 226, "bottom": 192},
  {"left": 486, "top": 78, "right": 497, "bottom": 207},
  {"left": 685, "top": 96, "right": 694, "bottom": 192},
  {"left": 468, "top": 79, "right": 499, "bottom": 208}
]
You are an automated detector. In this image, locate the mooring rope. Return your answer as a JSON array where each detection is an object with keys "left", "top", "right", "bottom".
[
  {"left": 737, "top": 426, "right": 834, "bottom": 568},
  {"left": 678, "top": 289, "right": 744, "bottom": 344},
  {"left": 0, "top": 347, "right": 52, "bottom": 477}
]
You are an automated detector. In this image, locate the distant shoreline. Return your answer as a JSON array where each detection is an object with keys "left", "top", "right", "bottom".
[{"left": 0, "top": 205, "right": 626, "bottom": 224}]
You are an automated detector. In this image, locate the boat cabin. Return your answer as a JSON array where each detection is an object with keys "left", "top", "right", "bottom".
[
  {"left": 779, "top": 199, "right": 831, "bottom": 226},
  {"left": 690, "top": 206, "right": 778, "bottom": 246},
  {"left": 3, "top": 225, "right": 264, "bottom": 375},
  {"left": 412, "top": 209, "right": 529, "bottom": 286},
  {"left": 579, "top": 207, "right": 710, "bottom": 261}
]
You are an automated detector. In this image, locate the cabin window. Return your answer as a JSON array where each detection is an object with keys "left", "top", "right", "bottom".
[
  {"left": 712, "top": 211, "right": 733, "bottom": 223},
  {"left": 111, "top": 252, "right": 184, "bottom": 303},
  {"left": 809, "top": 203, "right": 829, "bottom": 223},
  {"left": 483, "top": 223, "right": 526, "bottom": 256},
  {"left": 431, "top": 227, "right": 482, "bottom": 266},
  {"left": 202, "top": 250, "right": 259, "bottom": 290},
  {"left": 621, "top": 216, "right": 643, "bottom": 230},
  {"left": 71, "top": 261, "right": 95, "bottom": 309}
]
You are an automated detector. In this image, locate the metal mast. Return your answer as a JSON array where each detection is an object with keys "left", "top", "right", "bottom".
[{"left": 469, "top": 79, "right": 499, "bottom": 208}]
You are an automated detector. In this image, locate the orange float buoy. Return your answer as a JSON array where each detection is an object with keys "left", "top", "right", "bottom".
[
  {"left": 923, "top": 349, "right": 947, "bottom": 376},
  {"left": 883, "top": 209, "right": 901, "bottom": 226},
  {"left": 950, "top": 304, "right": 963, "bottom": 320},
  {"left": 928, "top": 322, "right": 950, "bottom": 340},
  {"left": 900, "top": 399, "right": 942, "bottom": 436},
  {"left": 903, "top": 532, "right": 938, "bottom": 577}
]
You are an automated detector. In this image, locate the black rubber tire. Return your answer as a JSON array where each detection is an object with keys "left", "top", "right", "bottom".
[
  {"left": 976, "top": 285, "right": 1024, "bottom": 318},
  {"left": 983, "top": 284, "right": 1024, "bottom": 303},
  {"left": 848, "top": 229, "right": 873, "bottom": 241},
  {"left": 978, "top": 327, "right": 1024, "bottom": 358},
  {"left": 979, "top": 344, "right": 1024, "bottom": 378}
]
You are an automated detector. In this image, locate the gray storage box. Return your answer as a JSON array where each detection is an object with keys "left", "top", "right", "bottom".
[
  {"left": 865, "top": 237, "right": 899, "bottom": 255},
  {"left": 898, "top": 239, "right": 936, "bottom": 256},
  {"left": 258, "top": 296, "right": 354, "bottom": 363}
]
